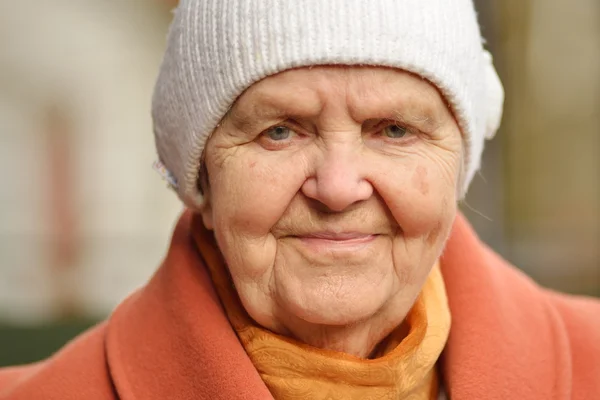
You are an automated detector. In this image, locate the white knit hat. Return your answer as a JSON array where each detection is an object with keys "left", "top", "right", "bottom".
[{"left": 152, "top": 0, "right": 504, "bottom": 210}]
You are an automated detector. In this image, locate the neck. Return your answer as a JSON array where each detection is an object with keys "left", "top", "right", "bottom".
[{"left": 273, "top": 291, "right": 418, "bottom": 358}]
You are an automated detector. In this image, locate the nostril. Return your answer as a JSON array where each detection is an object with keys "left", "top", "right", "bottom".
[
  {"left": 301, "top": 178, "right": 373, "bottom": 213},
  {"left": 305, "top": 198, "right": 344, "bottom": 214},
  {"left": 300, "top": 176, "right": 319, "bottom": 201},
  {"left": 301, "top": 153, "right": 373, "bottom": 212},
  {"left": 357, "top": 180, "right": 374, "bottom": 201}
]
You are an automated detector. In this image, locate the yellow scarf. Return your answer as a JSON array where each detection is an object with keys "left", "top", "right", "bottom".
[{"left": 193, "top": 219, "right": 451, "bottom": 400}]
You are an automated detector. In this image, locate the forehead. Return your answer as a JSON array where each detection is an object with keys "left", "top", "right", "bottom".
[{"left": 229, "top": 66, "right": 452, "bottom": 126}]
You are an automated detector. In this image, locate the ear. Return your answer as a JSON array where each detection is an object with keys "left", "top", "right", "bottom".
[
  {"left": 196, "top": 160, "right": 215, "bottom": 230},
  {"left": 199, "top": 187, "right": 214, "bottom": 230}
]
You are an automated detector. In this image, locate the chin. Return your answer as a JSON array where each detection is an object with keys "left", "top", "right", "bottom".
[{"left": 277, "top": 284, "right": 391, "bottom": 326}]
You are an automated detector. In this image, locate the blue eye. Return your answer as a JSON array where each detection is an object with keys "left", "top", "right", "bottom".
[
  {"left": 265, "top": 126, "right": 293, "bottom": 141},
  {"left": 382, "top": 124, "right": 408, "bottom": 138}
]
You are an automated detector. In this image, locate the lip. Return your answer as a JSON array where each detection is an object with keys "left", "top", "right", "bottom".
[
  {"left": 293, "top": 232, "right": 378, "bottom": 252},
  {"left": 300, "top": 232, "right": 376, "bottom": 241}
]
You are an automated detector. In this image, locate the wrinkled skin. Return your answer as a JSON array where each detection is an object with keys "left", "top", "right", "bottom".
[{"left": 200, "top": 66, "right": 462, "bottom": 357}]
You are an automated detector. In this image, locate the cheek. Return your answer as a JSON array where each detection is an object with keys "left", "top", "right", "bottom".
[
  {"left": 209, "top": 150, "right": 309, "bottom": 239},
  {"left": 371, "top": 152, "right": 459, "bottom": 237}
]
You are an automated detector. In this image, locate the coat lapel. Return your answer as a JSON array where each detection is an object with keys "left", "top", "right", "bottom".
[
  {"left": 439, "top": 215, "right": 572, "bottom": 399},
  {"left": 105, "top": 211, "right": 273, "bottom": 400}
]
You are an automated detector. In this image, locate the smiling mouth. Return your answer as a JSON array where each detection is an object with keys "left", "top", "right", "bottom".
[
  {"left": 300, "top": 231, "right": 376, "bottom": 241},
  {"left": 291, "top": 232, "right": 379, "bottom": 250}
]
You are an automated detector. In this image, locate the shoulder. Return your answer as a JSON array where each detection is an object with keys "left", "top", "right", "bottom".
[
  {"left": 466, "top": 226, "right": 600, "bottom": 364},
  {"left": 478, "top": 240, "right": 600, "bottom": 355},
  {"left": 543, "top": 289, "right": 600, "bottom": 391},
  {"left": 441, "top": 214, "right": 600, "bottom": 399},
  {"left": 0, "top": 322, "right": 117, "bottom": 400},
  {"left": 545, "top": 289, "right": 600, "bottom": 332}
]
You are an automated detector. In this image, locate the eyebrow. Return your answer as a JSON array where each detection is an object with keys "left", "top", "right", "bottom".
[
  {"left": 390, "top": 108, "right": 442, "bottom": 132},
  {"left": 227, "top": 103, "right": 288, "bottom": 133},
  {"left": 227, "top": 87, "right": 447, "bottom": 134},
  {"left": 228, "top": 91, "right": 323, "bottom": 133}
]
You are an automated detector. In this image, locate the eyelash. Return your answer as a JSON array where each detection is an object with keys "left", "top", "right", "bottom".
[
  {"left": 257, "top": 122, "right": 305, "bottom": 150},
  {"left": 373, "top": 121, "right": 416, "bottom": 139},
  {"left": 257, "top": 120, "right": 418, "bottom": 149}
]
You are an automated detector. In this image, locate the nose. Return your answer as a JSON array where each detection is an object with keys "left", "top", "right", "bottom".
[{"left": 301, "top": 147, "right": 373, "bottom": 212}]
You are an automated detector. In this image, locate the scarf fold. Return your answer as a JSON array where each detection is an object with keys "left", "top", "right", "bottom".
[{"left": 191, "top": 215, "right": 451, "bottom": 400}]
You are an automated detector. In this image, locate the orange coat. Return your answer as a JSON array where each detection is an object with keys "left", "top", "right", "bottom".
[{"left": 1, "top": 211, "right": 599, "bottom": 400}]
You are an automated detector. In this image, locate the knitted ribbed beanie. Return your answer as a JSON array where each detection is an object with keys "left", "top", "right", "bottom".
[{"left": 152, "top": 0, "right": 504, "bottom": 209}]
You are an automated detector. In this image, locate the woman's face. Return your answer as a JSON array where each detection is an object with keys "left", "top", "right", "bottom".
[{"left": 201, "top": 67, "right": 462, "bottom": 337}]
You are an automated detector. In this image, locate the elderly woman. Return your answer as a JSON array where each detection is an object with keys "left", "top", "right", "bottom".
[{"left": 1, "top": 1, "right": 599, "bottom": 399}]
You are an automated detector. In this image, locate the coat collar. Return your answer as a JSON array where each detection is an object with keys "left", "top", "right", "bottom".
[
  {"left": 105, "top": 210, "right": 571, "bottom": 400},
  {"left": 105, "top": 211, "right": 272, "bottom": 399},
  {"left": 438, "top": 215, "right": 572, "bottom": 398}
]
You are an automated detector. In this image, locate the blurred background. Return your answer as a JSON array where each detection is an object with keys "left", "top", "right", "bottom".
[{"left": 0, "top": 0, "right": 598, "bottom": 366}]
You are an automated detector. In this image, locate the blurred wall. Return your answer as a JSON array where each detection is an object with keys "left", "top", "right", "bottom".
[
  {"left": 0, "top": 0, "right": 182, "bottom": 324},
  {"left": 504, "top": 0, "right": 599, "bottom": 294},
  {"left": 466, "top": 0, "right": 600, "bottom": 296}
]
